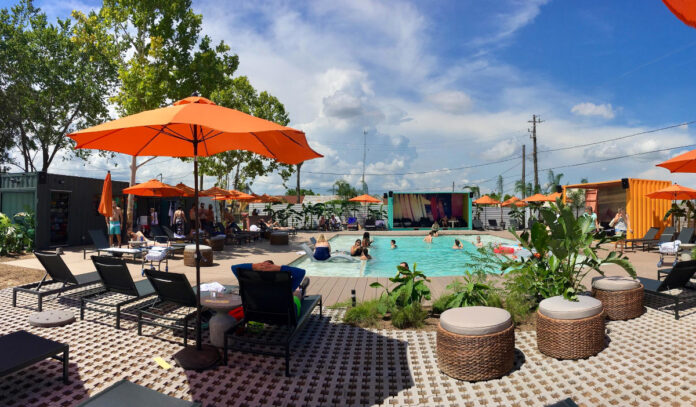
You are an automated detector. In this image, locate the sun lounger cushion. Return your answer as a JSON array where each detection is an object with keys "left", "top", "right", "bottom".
[
  {"left": 592, "top": 276, "right": 641, "bottom": 291},
  {"left": 659, "top": 240, "right": 681, "bottom": 255},
  {"left": 104, "top": 248, "right": 142, "bottom": 255},
  {"left": 538, "top": 295, "right": 603, "bottom": 320},
  {"left": 439, "top": 306, "right": 512, "bottom": 335}
]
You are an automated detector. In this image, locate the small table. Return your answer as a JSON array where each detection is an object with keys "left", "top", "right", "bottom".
[
  {"left": 448, "top": 220, "right": 459, "bottom": 229},
  {"left": 201, "top": 286, "right": 241, "bottom": 348},
  {"left": 0, "top": 330, "right": 69, "bottom": 384}
]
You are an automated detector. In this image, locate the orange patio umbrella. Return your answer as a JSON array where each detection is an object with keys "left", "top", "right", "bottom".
[
  {"left": 199, "top": 186, "right": 230, "bottom": 197},
  {"left": 501, "top": 196, "right": 527, "bottom": 207},
  {"left": 524, "top": 193, "right": 554, "bottom": 203},
  {"left": 646, "top": 184, "right": 696, "bottom": 200},
  {"left": 122, "top": 179, "right": 186, "bottom": 197},
  {"left": 657, "top": 149, "right": 696, "bottom": 173},
  {"left": 68, "top": 95, "right": 322, "bottom": 370},
  {"left": 98, "top": 171, "right": 113, "bottom": 219},
  {"left": 545, "top": 192, "right": 565, "bottom": 202},
  {"left": 473, "top": 195, "right": 500, "bottom": 205},
  {"left": 663, "top": 0, "right": 696, "bottom": 28},
  {"left": 349, "top": 194, "right": 382, "bottom": 203},
  {"left": 211, "top": 190, "right": 254, "bottom": 201},
  {"left": 175, "top": 183, "right": 196, "bottom": 197}
]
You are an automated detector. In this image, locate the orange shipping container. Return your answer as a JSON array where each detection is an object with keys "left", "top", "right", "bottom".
[{"left": 563, "top": 178, "right": 672, "bottom": 241}]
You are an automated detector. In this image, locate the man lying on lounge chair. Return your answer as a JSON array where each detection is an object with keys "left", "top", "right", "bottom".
[{"left": 232, "top": 260, "right": 308, "bottom": 308}]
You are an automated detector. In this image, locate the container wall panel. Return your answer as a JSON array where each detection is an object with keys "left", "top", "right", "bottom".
[{"left": 626, "top": 179, "right": 671, "bottom": 240}]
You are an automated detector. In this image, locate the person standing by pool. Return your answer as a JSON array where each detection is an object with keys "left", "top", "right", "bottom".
[
  {"left": 313, "top": 234, "right": 331, "bottom": 260},
  {"left": 173, "top": 206, "right": 187, "bottom": 237},
  {"left": 107, "top": 201, "right": 123, "bottom": 247},
  {"left": 453, "top": 239, "right": 463, "bottom": 249},
  {"left": 362, "top": 232, "right": 372, "bottom": 248},
  {"left": 390, "top": 239, "right": 397, "bottom": 249},
  {"left": 424, "top": 230, "right": 434, "bottom": 243},
  {"left": 610, "top": 207, "right": 632, "bottom": 251}
]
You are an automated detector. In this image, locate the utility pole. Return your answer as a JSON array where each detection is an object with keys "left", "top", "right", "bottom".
[
  {"left": 452, "top": 181, "right": 455, "bottom": 192},
  {"left": 361, "top": 129, "right": 367, "bottom": 194},
  {"left": 521, "top": 145, "right": 526, "bottom": 198},
  {"left": 528, "top": 115, "right": 543, "bottom": 191}
]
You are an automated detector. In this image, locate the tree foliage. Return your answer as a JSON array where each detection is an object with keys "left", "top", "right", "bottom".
[
  {"left": 286, "top": 188, "right": 316, "bottom": 196},
  {"left": 333, "top": 180, "right": 358, "bottom": 200},
  {"left": 0, "top": 0, "right": 118, "bottom": 172}
]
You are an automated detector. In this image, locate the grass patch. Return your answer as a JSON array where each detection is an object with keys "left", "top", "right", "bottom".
[
  {"left": 391, "top": 303, "right": 428, "bottom": 329},
  {"left": 328, "top": 299, "right": 353, "bottom": 309},
  {"left": 342, "top": 299, "right": 383, "bottom": 328}
]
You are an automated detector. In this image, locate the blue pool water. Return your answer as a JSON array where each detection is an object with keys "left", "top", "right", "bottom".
[{"left": 291, "top": 234, "right": 521, "bottom": 277}]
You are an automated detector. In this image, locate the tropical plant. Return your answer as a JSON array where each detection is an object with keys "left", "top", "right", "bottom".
[
  {"left": 566, "top": 188, "right": 586, "bottom": 217},
  {"left": 505, "top": 200, "right": 636, "bottom": 301},
  {"left": 333, "top": 180, "right": 358, "bottom": 200},
  {"left": 371, "top": 263, "right": 431, "bottom": 312},
  {"left": 463, "top": 185, "right": 481, "bottom": 199},
  {"left": 508, "top": 205, "right": 525, "bottom": 229},
  {"left": 367, "top": 204, "right": 387, "bottom": 220},
  {"left": 543, "top": 170, "right": 564, "bottom": 194},
  {"left": 665, "top": 202, "right": 687, "bottom": 230},
  {"left": 514, "top": 180, "right": 533, "bottom": 198},
  {"left": 432, "top": 272, "right": 500, "bottom": 314},
  {"left": 0, "top": 211, "right": 34, "bottom": 255}
]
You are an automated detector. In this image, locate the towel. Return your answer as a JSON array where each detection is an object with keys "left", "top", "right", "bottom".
[
  {"left": 200, "top": 282, "right": 226, "bottom": 293},
  {"left": 659, "top": 240, "right": 681, "bottom": 254},
  {"left": 296, "top": 251, "right": 307, "bottom": 255},
  {"left": 145, "top": 247, "right": 169, "bottom": 261}
]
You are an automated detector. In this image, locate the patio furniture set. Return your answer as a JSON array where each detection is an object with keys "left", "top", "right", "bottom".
[
  {"left": 5, "top": 252, "right": 323, "bottom": 404},
  {"left": 436, "top": 260, "right": 696, "bottom": 382}
]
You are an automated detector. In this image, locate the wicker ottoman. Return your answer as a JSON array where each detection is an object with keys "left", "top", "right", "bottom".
[
  {"left": 537, "top": 295, "right": 605, "bottom": 360},
  {"left": 437, "top": 306, "right": 515, "bottom": 381},
  {"left": 183, "top": 244, "right": 213, "bottom": 267},
  {"left": 592, "top": 276, "right": 644, "bottom": 320},
  {"left": 270, "top": 232, "right": 289, "bottom": 245},
  {"left": 204, "top": 235, "right": 226, "bottom": 251}
]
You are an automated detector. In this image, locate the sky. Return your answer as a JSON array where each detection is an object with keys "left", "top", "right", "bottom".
[{"left": 8, "top": 0, "right": 696, "bottom": 196}]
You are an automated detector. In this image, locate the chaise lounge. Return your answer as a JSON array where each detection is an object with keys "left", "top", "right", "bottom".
[
  {"left": 84, "top": 229, "right": 144, "bottom": 260},
  {"left": 638, "top": 260, "right": 696, "bottom": 319},
  {"left": 13, "top": 251, "right": 103, "bottom": 311}
]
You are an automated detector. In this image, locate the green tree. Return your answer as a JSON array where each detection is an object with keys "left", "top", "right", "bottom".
[
  {"left": 462, "top": 185, "right": 481, "bottom": 199},
  {"left": 514, "top": 180, "right": 532, "bottom": 198},
  {"left": 196, "top": 77, "right": 295, "bottom": 192},
  {"left": 286, "top": 188, "right": 316, "bottom": 196},
  {"left": 334, "top": 180, "right": 358, "bottom": 200},
  {"left": 496, "top": 175, "right": 504, "bottom": 197},
  {"left": 0, "top": 0, "right": 118, "bottom": 172},
  {"left": 72, "top": 0, "right": 238, "bottom": 229},
  {"left": 543, "top": 170, "right": 564, "bottom": 194}
]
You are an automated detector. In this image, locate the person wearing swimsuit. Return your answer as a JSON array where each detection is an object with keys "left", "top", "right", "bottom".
[{"left": 313, "top": 234, "right": 331, "bottom": 261}]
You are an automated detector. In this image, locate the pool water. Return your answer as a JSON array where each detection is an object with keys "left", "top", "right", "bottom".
[{"left": 292, "top": 234, "right": 521, "bottom": 277}]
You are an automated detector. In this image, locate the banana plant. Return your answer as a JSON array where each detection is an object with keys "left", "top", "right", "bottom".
[{"left": 664, "top": 202, "right": 687, "bottom": 231}]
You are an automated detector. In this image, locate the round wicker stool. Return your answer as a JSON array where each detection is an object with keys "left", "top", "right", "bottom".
[
  {"left": 437, "top": 306, "right": 514, "bottom": 381},
  {"left": 537, "top": 295, "right": 605, "bottom": 360},
  {"left": 592, "top": 276, "right": 644, "bottom": 320},
  {"left": 183, "top": 244, "right": 214, "bottom": 267},
  {"left": 204, "top": 235, "right": 225, "bottom": 251}
]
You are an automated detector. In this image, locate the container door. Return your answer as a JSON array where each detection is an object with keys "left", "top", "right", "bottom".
[
  {"left": 49, "top": 191, "right": 70, "bottom": 245},
  {"left": 0, "top": 191, "right": 34, "bottom": 218}
]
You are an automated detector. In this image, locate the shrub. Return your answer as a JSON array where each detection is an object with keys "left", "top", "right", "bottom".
[
  {"left": 502, "top": 290, "right": 536, "bottom": 325},
  {"left": 0, "top": 211, "right": 34, "bottom": 255},
  {"left": 391, "top": 303, "right": 428, "bottom": 329},
  {"left": 432, "top": 272, "right": 502, "bottom": 314},
  {"left": 343, "top": 299, "right": 383, "bottom": 328}
]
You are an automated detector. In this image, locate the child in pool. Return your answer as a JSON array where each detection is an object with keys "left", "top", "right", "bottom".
[
  {"left": 390, "top": 239, "right": 397, "bottom": 249},
  {"left": 452, "top": 239, "right": 463, "bottom": 249}
]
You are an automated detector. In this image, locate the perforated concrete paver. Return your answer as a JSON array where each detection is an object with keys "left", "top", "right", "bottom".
[{"left": 2, "top": 285, "right": 696, "bottom": 406}]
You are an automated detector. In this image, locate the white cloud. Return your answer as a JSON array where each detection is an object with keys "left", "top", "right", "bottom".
[
  {"left": 426, "top": 91, "right": 473, "bottom": 114},
  {"left": 571, "top": 103, "right": 616, "bottom": 119}
]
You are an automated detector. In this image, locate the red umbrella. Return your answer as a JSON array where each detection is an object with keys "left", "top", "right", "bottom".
[
  {"left": 663, "top": 0, "right": 696, "bottom": 28},
  {"left": 98, "top": 171, "right": 113, "bottom": 218},
  {"left": 122, "top": 179, "right": 186, "bottom": 197},
  {"left": 68, "top": 95, "right": 322, "bottom": 370}
]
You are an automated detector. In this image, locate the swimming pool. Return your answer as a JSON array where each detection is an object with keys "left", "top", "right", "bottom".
[{"left": 291, "top": 234, "right": 521, "bottom": 277}]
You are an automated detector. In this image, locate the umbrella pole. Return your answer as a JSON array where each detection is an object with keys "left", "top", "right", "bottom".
[{"left": 174, "top": 125, "right": 220, "bottom": 371}]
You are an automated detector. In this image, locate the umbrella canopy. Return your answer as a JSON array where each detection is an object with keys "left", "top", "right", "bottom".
[
  {"left": 69, "top": 96, "right": 322, "bottom": 164},
  {"left": 663, "top": 0, "right": 696, "bottom": 28},
  {"left": 212, "top": 190, "right": 255, "bottom": 201},
  {"left": 98, "top": 171, "right": 113, "bottom": 218},
  {"left": 68, "top": 95, "right": 322, "bottom": 370},
  {"left": 545, "top": 192, "right": 565, "bottom": 201},
  {"left": 256, "top": 194, "right": 282, "bottom": 203},
  {"left": 524, "top": 193, "right": 554, "bottom": 203},
  {"left": 473, "top": 195, "right": 500, "bottom": 205},
  {"left": 200, "top": 186, "right": 231, "bottom": 197},
  {"left": 349, "top": 194, "right": 382, "bottom": 203},
  {"left": 501, "top": 196, "right": 527, "bottom": 207},
  {"left": 656, "top": 149, "right": 696, "bottom": 173},
  {"left": 646, "top": 184, "right": 696, "bottom": 200},
  {"left": 123, "top": 179, "right": 185, "bottom": 197},
  {"left": 175, "top": 183, "right": 196, "bottom": 197}
]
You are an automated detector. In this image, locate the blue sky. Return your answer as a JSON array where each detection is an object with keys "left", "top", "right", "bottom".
[{"left": 9, "top": 0, "right": 696, "bottom": 195}]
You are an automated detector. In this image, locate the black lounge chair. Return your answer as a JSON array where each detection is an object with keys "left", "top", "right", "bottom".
[
  {"left": 364, "top": 217, "right": 376, "bottom": 230},
  {"left": 80, "top": 256, "right": 157, "bottom": 329},
  {"left": 487, "top": 219, "right": 502, "bottom": 230},
  {"left": 161, "top": 225, "right": 192, "bottom": 243},
  {"left": 137, "top": 269, "right": 199, "bottom": 346},
  {"left": 13, "top": 251, "right": 103, "bottom": 311},
  {"left": 84, "top": 229, "right": 143, "bottom": 260},
  {"left": 0, "top": 330, "right": 70, "bottom": 385},
  {"left": 642, "top": 227, "right": 676, "bottom": 252},
  {"left": 623, "top": 227, "right": 659, "bottom": 251},
  {"left": 223, "top": 266, "right": 322, "bottom": 376},
  {"left": 638, "top": 260, "right": 696, "bottom": 319},
  {"left": 76, "top": 379, "right": 200, "bottom": 406},
  {"left": 472, "top": 219, "right": 484, "bottom": 230}
]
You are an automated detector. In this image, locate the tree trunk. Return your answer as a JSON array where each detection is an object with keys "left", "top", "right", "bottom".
[
  {"left": 296, "top": 162, "right": 302, "bottom": 203},
  {"left": 126, "top": 156, "right": 137, "bottom": 232}
]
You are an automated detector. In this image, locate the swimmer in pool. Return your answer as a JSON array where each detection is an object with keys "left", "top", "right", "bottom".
[
  {"left": 475, "top": 236, "right": 483, "bottom": 248},
  {"left": 390, "top": 239, "right": 397, "bottom": 249},
  {"left": 351, "top": 239, "right": 371, "bottom": 260},
  {"left": 424, "top": 230, "right": 435, "bottom": 243},
  {"left": 453, "top": 239, "right": 463, "bottom": 250},
  {"left": 398, "top": 262, "right": 409, "bottom": 271}
]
